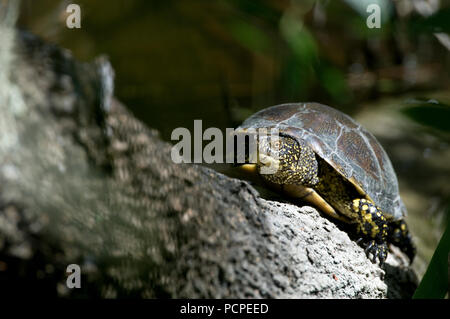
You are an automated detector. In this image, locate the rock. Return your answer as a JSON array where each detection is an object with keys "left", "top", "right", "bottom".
[{"left": 0, "top": 7, "right": 417, "bottom": 298}]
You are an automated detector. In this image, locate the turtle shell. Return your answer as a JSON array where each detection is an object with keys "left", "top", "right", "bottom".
[{"left": 237, "top": 102, "right": 406, "bottom": 220}]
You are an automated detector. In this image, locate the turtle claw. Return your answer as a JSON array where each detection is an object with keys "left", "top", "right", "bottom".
[{"left": 363, "top": 240, "right": 387, "bottom": 265}]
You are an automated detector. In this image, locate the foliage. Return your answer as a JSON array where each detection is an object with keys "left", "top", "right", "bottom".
[
  {"left": 403, "top": 98, "right": 450, "bottom": 299},
  {"left": 402, "top": 99, "right": 450, "bottom": 133},
  {"left": 410, "top": 7, "right": 450, "bottom": 34},
  {"left": 413, "top": 213, "right": 450, "bottom": 298}
]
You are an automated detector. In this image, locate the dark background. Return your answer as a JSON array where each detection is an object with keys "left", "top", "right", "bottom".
[{"left": 16, "top": 0, "right": 450, "bottom": 280}]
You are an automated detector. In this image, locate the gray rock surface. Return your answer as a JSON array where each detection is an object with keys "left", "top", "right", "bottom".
[{"left": 0, "top": 5, "right": 417, "bottom": 298}]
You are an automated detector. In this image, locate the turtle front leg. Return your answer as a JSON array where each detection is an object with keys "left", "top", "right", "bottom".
[
  {"left": 388, "top": 220, "right": 416, "bottom": 262},
  {"left": 352, "top": 198, "right": 389, "bottom": 265}
]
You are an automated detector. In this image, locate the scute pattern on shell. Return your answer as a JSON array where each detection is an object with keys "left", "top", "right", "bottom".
[{"left": 238, "top": 103, "right": 406, "bottom": 220}]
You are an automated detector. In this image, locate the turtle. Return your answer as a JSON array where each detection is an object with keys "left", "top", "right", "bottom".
[{"left": 234, "top": 102, "right": 415, "bottom": 265}]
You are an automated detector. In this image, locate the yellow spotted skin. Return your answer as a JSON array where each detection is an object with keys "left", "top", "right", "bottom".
[
  {"left": 256, "top": 135, "right": 415, "bottom": 265},
  {"left": 352, "top": 199, "right": 387, "bottom": 238},
  {"left": 312, "top": 160, "right": 391, "bottom": 263},
  {"left": 351, "top": 198, "right": 389, "bottom": 263},
  {"left": 258, "top": 134, "right": 319, "bottom": 187}
]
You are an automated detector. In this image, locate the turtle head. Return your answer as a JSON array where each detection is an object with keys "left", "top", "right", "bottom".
[{"left": 256, "top": 134, "right": 319, "bottom": 187}]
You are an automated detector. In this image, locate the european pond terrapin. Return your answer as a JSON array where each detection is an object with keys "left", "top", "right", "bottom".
[{"left": 234, "top": 102, "right": 415, "bottom": 265}]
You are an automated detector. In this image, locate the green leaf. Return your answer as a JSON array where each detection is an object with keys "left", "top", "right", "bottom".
[
  {"left": 317, "top": 64, "right": 351, "bottom": 104},
  {"left": 279, "top": 14, "right": 318, "bottom": 63},
  {"left": 227, "top": 20, "right": 271, "bottom": 53},
  {"left": 278, "top": 13, "right": 319, "bottom": 98},
  {"left": 413, "top": 212, "right": 450, "bottom": 298},
  {"left": 402, "top": 99, "right": 450, "bottom": 133},
  {"left": 410, "top": 7, "right": 450, "bottom": 34}
]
